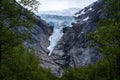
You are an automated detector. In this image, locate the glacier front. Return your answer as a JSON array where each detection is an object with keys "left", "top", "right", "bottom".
[{"left": 39, "top": 8, "right": 80, "bottom": 56}]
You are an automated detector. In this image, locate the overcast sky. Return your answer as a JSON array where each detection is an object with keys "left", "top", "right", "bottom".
[{"left": 38, "top": 0, "right": 97, "bottom": 11}]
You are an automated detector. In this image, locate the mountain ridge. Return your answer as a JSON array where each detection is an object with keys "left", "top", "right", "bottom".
[
  {"left": 38, "top": 8, "right": 81, "bottom": 16},
  {"left": 47, "top": 0, "right": 105, "bottom": 76}
]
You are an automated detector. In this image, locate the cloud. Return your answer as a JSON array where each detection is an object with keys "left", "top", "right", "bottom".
[{"left": 38, "top": 0, "right": 97, "bottom": 11}]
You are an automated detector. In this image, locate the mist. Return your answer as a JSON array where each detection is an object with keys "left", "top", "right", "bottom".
[{"left": 38, "top": 0, "right": 97, "bottom": 11}]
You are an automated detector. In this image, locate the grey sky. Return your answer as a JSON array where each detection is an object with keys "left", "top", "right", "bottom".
[{"left": 38, "top": 0, "right": 97, "bottom": 11}]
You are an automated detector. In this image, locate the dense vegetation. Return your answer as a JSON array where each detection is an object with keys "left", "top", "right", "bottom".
[
  {"left": 0, "top": 0, "right": 119, "bottom": 80},
  {"left": 60, "top": 0, "right": 120, "bottom": 80},
  {"left": 0, "top": 0, "right": 57, "bottom": 80}
]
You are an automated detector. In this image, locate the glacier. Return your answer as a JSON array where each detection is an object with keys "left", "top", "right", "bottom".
[{"left": 38, "top": 8, "right": 80, "bottom": 56}]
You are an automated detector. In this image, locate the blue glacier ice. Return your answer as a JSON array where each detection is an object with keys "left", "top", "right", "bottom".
[{"left": 38, "top": 8, "right": 80, "bottom": 56}]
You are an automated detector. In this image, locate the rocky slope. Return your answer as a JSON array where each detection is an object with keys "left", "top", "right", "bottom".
[
  {"left": 1, "top": 0, "right": 62, "bottom": 77},
  {"left": 46, "top": 0, "right": 107, "bottom": 76},
  {"left": 39, "top": 9, "right": 79, "bottom": 56},
  {"left": 24, "top": 0, "right": 107, "bottom": 77},
  {"left": 12, "top": 0, "right": 108, "bottom": 77},
  {"left": 28, "top": 16, "right": 62, "bottom": 77},
  {"left": 33, "top": 9, "right": 78, "bottom": 77}
]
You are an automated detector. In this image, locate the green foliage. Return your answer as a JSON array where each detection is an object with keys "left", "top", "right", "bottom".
[
  {"left": 19, "top": 0, "right": 40, "bottom": 12},
  {"left": 0, "top": 0, "right": 58, "bottom": 80},
  {"left": 61, "top": 59, "right": 119, "bottom": 80},
  {"left": 60, "top": 0, "right": 120, "bottom": 80},
  {"left": 0, "top": 0, "right": 37, "bottom": 29},
  {"left": 0, "top": 0, "right": 37, "bottom": 44},
  {"left": 1, "top": 0, "right": 120, "bottom": 80},
  {"left": 89, "top": 19, "right": 120, "bottom": 55},
  {"left": 0, "top": 43, "right": 57, "bottom": 80}
]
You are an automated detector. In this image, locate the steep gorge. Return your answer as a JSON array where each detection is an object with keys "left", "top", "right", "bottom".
[
  {"left": 46, "top": 0, "right": 104, "bottom": 76},
  {"left": 31, "top": 0, "right": 106, "bottom": 77},
  {"left": 1, "top": 0, "right": 119, "bottom": 79}
]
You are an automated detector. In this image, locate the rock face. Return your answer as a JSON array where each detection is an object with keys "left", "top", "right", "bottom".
[
  {"left": 35, "top": 9, "right": 79, "bottom": 77},
  {"left": 2, "top": 0, "right": 106, "bottom": 77},
  {"left": 29, "top": 0, "right": 108, "bottom": 77},
  {"left": 1, "top": 0, "right": 60, "bottom": 77},
  {"left": 39, "top": 13, "right": 77, "bottom": 56},
  {"left": 29, "top": 16, "right": 66, "bottom": 76},
  {"left": 46, "top": 0, "right": 107, "bottom": 76},
  {"left": 29, "top": 16, "right": 64, "bottom": 77}
]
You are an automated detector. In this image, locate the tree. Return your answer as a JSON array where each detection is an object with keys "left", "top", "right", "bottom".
[
  {"left": 0, "top": 0, "right": 58, "bottom": 80},
  {"left": 0, "top": 0, "right": 36, "bottom": 63},
  {"left": 18, "top": 0, "right": 40, "bottom": 12},
  {"left": 60, "top": 0, "right": 120, "bottom": 80},
  {"left": 88, "top": 0, "right": 120, "bottom": 79}
]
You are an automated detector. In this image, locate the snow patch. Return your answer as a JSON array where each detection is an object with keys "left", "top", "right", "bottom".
[
  {"left": 74, "top": 13, "right": 81, "bottom": 17},
  {"left": 81, "top": 32, "right": 84, "bottom": 34},
  {"left": 89, "top": 8, "right": 93, "bottom": 11},
  {"left": 74, "top": 9, "right": 86, "bottom": 17},
  {"left": 83, "top": 17, "right": 89, "bottom": 21},
  {"left": 80, "top": 10, "right": 86, "bottom": 15}
]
